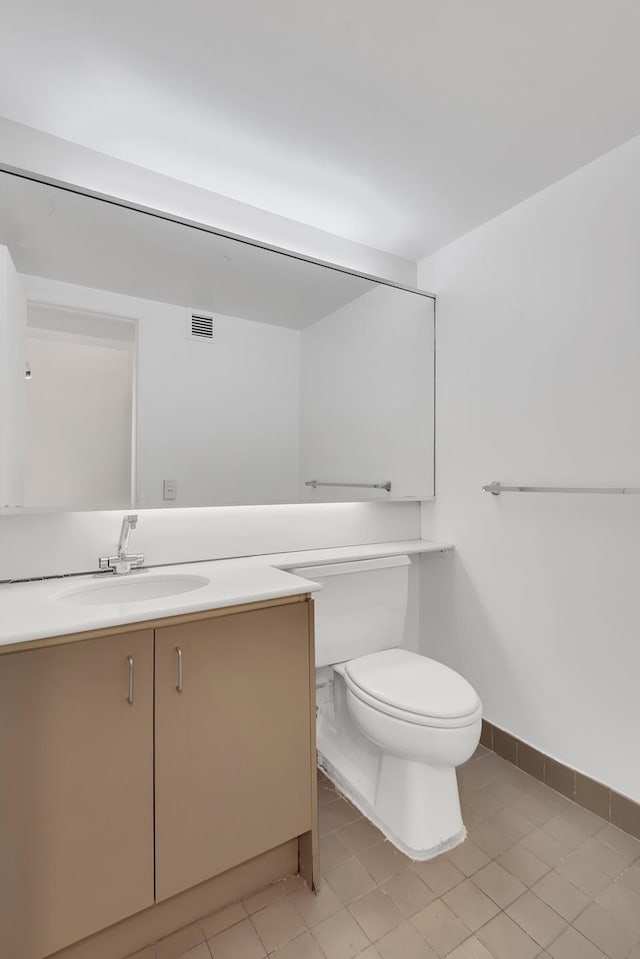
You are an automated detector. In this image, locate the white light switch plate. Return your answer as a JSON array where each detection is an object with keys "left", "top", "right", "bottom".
[{"left": 163, "top": 479, "right": 177, "bottom": 501}]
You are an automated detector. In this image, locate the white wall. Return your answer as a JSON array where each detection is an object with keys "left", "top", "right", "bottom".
[
  {"left": 22, "top": 274, "right": 301, "bottom": 507},
  {"left": 0, "top": 118, "right": 416, "bottom": 286},
  {"left": 0, "top": 247, "right": 26, "bottom": 507},
  {"left": 419, "top": 133, "right": 640, "bottom": 802},
  {"left": 301, "top": 286, "right": 434, "bottom": 500},
  {"left": 24, "top": 332, "right": 133, "bottom": 508}
]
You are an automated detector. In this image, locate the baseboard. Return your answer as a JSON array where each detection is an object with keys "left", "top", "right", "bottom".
[{"left": 480, "top": 719, "right": 640, "bottom": 839}]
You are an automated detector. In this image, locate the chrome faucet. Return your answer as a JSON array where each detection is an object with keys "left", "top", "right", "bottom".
[{"left": 99, "top": 514, "right": 145, "bottom": 574}]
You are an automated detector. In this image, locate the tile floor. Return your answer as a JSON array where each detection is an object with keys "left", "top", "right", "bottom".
[{"left": 131, "top": 747, "right": 640, "bottom": 959}]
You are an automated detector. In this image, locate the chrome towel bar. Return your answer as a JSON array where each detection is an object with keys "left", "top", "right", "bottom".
[
  {"left": 483, "top": 481, "right": 640, "bottom": 496},
  {"left": 305, "top": 480, "right": 392, "bottom": 492}
]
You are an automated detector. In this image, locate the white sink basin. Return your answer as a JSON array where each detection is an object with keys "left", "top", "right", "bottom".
[{"left": 56, "top": 574, "right": 210, "bottom": 606}]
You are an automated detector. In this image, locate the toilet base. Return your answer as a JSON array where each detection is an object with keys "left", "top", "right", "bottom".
[
  {"left": 317, "top": 676, "right": 470, "bottom": 860},
  {"left": 319, "top": 749, "right": 467, "bottom": 861}
]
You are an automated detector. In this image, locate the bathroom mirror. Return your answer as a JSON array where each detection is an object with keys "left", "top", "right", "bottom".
[{"left": 0, "top": 170, "right": 434, "bottom": 511}]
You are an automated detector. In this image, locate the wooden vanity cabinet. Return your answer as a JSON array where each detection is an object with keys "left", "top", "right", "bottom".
[
  {"left": 155, "top": 601, "right": 313, "bottom": 901},
  {"left": 0, "top": 630, "right": 155, "bottom": 959},
  {"left": 0, "top": 597, "right": 315, "bottom": 959}
]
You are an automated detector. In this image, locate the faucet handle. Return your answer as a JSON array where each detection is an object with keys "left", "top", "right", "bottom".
[{"left": 98, "top": 552, "right": 145, "bottom": 574}]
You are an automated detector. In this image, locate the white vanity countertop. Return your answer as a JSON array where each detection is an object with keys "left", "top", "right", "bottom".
[{"left": 0, "top": 539, "right": 450, "bottom": 648}]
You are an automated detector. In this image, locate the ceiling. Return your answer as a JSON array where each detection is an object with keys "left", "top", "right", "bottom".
[
  {"left": 1, "top": 1, "right": 640, "bottom": 260},
  {"left": 0, "top": 173, "right": 378, "bottom": 329}
]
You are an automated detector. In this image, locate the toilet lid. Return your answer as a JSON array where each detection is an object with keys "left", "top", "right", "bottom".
[{"left": 344, "top": 649, "right": 481, "bottom": 720}]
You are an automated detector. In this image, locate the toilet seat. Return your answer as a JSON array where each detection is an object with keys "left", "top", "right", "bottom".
[{"left": 342, "top": 649, "right": 482, "bottom": 729}]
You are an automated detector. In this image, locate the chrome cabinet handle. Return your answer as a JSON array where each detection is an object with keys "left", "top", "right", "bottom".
[
  {"left": 127, "top": 655, "right": 134, "bottom": 705},
  {"left": 176, "top": 647, "right": 183, "bottom": 693}
]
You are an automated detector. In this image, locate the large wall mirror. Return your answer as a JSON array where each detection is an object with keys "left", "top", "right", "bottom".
[{"left": 0, "top": 170, "right": 434, "bottom": 511}]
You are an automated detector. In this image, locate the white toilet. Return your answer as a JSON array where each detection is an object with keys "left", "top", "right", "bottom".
[{"left": 293, "top": 554, "right": 482, "bottom": 860}]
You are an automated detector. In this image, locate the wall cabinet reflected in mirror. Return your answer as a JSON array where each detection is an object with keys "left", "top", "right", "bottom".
[{"left": 0, "top": 172, "right": 434, "bottom": 511}]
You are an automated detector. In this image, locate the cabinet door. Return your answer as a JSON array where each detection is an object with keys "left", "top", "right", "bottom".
[
  {"left": 155, "top": 602, "right": 312, "bottom": 901},
  {"left": 0, "top": 631, "right": 154, "bottom": 959}
]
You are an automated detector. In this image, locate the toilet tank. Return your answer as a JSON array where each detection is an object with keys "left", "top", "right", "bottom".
[{"left": 291, "top": 555, "right": 410, "bottom": 668}]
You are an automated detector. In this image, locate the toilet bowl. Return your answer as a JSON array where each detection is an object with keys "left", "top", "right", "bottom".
[
  {"left": 292, "top": 555, "right": 482, "bottom": 860},
  {"left": 337, "top": 649, "right": 481, "bottom": 857}
]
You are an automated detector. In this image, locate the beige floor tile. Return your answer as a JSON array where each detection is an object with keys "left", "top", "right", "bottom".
[
  {"left": 267, "top": 930, "right": 325, "bottom": 959},
  {"left": 476, "top": 913, "right": 539, "bottom": 959},
  {"left": 619, "top": 862, "right": 640, "bottom": 897},
  {"left": 176, "top": 946, "right": 211, "bottom": 959},
  {"left": 348, "top": 887, "right": 403, "bottom": 941},
  {"left": 128, "top": 948, "right": 157, "bottom": 959},
  {"left": 319, "top": 798, "right": 362, "bottom": 836},
  {"left": 319, "top": 833, "right": 353, "bottom": 871},
  {"left": 207, "top": 918, "right": 266, "bottom": 959},
  {"left": 460, "top": 807, "right": 483, "bottom": 830},
  {"left": 376, "top": 921, "right": 439, "bottom": 959},
  {"left": 311, "top": 908, "right": 370, "bottom": 959},
  {"left": 357, "top": 842, "right": 409, "bottom": 883},
  {"left": 410, "top": 855, "right": 465, "bottom": 896},
  {"left": 458, "top": 763, "right": 495, "bottom": 790},
  {"left": 465, "top": 788, "right": 506, "bottom": 819},
  {"left": 596, "top": 880, "right": 640, "bottom": 933},
  {"left": 317, "top": 771, "right": 338, "bottom": 792},
  {"left": 546, "top": 926, "right": 607, "bottom": 959},
  {"left": 324, "top": 856, "right": 377, "bottom": 903},
  {"left": 244, "top": 882, "right": 287, "bottom": 915},
  {"left": 561, "top": 805, "right": 606, "bottom": 836},
  {"left": 336, "top": 817, "right": 386, "bottom": 855},
  {"left": 488, "top": 807, "right": 536, "bottom": 841},
  {"left": 317, "top": 785, "right": 338, "bottom": 802},
  {"left": 410, "top": 899, "right": 471, "bottom": 957},
  {"left": 446, "top": 840, "right": 491, "bottom": 877},
  {"left": 496, "top": 842, "right": 550, "bottom": 886},
  {"left": 318, "top": 788, "right": 341, "bottom": 809},
  {"left": 575, "top": 836, "right": 633, "bottom": 879},
  {"left": 282, "top": 876, "right": 307, "bottom": 896},
  {"left": 472, "top": 861, "right": 526, "bottom": 908},
  {"left": 505, "top": 890, "right": 567, "bottom": 947},
  {"left": 520, "top": 828, "right": 571, "bottom": 867},
  {"left": 573, "top": 901, "right": 640, "bottom": 959},
  {"left": 555, "top": 852, "right": 610, "bottom": 898},
  {"left": 446, "top": 936, "right": 495, "bottom": 958},
  {"left": 382, "top": 869, "right": 436, "bottom": 916},
  {"left": 250, "top": 898, "right": 305, "bottom": 953},
  {"left": 531, "top": 870, "right": 590, "bottom": 922},
  {"left": 157, "top": 924, "right": 206, "bottom": 959},
  {"left": 201, "top": 902, "right": 248, "bottom": 940},
  {"left": 543, "top": 814, "right": 593, "bottom": 850},
  {"left": 442, "top": 878, "right": 500, "bottom": 931},
  {"left": 596, "top": 823, "right": 640, "bottom": 861},
  {"left": 464, "top": 745, "right": 491, "bottom": 763},
  {"left": 317, "top": 775, "right": 340, "bottom": 796},
  {"left": 512, "top": 791, "right": 568, "bottom": 827},
  {"left": 468, "top": 822, "right": 514, "bottom": 858},
  {"left": 290, "top": 881, "right": 343, "bottom": 926},
  {"left": 359, "top": 948, "right": 383, "bottom": 959}
]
